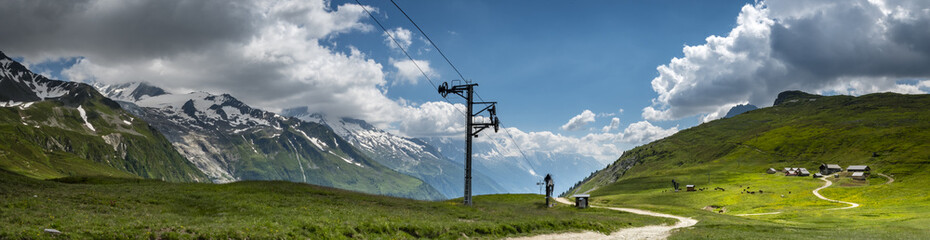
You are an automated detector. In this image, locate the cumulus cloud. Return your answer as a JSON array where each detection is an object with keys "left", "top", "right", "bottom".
[
  {"left": 644, "top": 0, "right": 930, "bottom": 122},
  {"left": 391, "top": 58, "right": 437, "bottom": 85},
  {"left": 480, "top": 120, "right": 678, "bottom": 163},
  {"left": 601, "top": 117, "right": 620, "bottom": 133},
  {"left": 383, "top": 27, "right": 413, "bottom": 50},
  {"left": 396, "top": 101, "right": 465, "bottom": 137},
  {"left": 560, "top": 110, "right": 596, "bottom": 131}
]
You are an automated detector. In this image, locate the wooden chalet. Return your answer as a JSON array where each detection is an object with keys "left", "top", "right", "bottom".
[
  {"left": 847, "top": 165, "right": 871, "bottom": 172},
  {"left": 820, "top": 163, "right": 842, "bottom": 174},
  {"left": 851, "top": 171, "right": 869, "bottom": 180}
]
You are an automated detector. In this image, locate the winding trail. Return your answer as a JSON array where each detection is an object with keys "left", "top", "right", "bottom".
[
  {"left": 509, "top": 198, "right": 697, "bottom": 240},
  {"left": 813, "top": 178, "right": 860, "bottom": 210},
  {"left": 877, "top": 173, "right": 894, "bottom": 184}
]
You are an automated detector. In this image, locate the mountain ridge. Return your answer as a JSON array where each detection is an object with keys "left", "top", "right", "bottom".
[
  {"left": 282, "top": 107, "right": 507, "bottom": 198},
  {"left": 94, "top": 81, "right": 443, "bottom": 200},
  {"left": 0, "top": 51, "right": 210, "bottom": 182}
]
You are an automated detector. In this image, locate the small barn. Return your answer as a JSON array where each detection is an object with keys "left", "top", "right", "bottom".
[
  {"left": 847, "top": 165, "right": 871, "bottom": 172},
  {"left": 766, "top": 168, "right": 777, "bottom": 174},
  {"left": 573, "top": 195, "right": 590, "bottom": 209},
  {"left": 785, "top": 170, "right": 798, "bottom": 176},
  {"left": 851, "top": 172, "right": 869, "bottom": 180},
  {"left": 686, "top": 185, "right": 696, "bottom": 192},
  {"left": 820, "top": 164, "right": 842, "bottom": 174},
  {"left": 798, "top": 169, "right": 810, "bottom": 176},
  {"left": 813, "top": 173, "right": 823, "bottom": 178}
]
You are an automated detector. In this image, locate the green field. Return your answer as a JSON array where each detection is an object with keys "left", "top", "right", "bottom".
[
  {"left": 567, "top": 92, "right": 930, "bottom": 239},
  {"left": 0, "top": 169, "right": 671, "bottom": 239}
]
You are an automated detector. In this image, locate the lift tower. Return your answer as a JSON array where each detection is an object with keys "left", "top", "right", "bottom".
[{"left": 438, "top": 81, "right": 499, "bottom": 206}]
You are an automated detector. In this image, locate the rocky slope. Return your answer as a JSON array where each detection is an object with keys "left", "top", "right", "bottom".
[
  {"left": 281, "top": 109, "right": 506, "bottom": 198},
  {"left": 0, "top": 51, "right": 209, "bottom": 182},
  {"left": 95, "top": 82, "right": 443, "bottom": 200}
]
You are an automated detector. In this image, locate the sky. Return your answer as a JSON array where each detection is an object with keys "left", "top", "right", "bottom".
[{"left": 2, "top": 0, "right": 929, "bottom": 164}]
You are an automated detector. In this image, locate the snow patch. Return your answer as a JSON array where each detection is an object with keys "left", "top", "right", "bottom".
[
  {"left": 330, "top": 151, "right": 363, "bottom": 167},
  {"left": 294, "top": 128, "right": 328, "bottom": 149},
  {"left": 77, "top": 105, "right": 96, "bottom": 132},
  {"left": 20, "top": 102, "right": 34, "bottom": 109},
  {"left": 1, "top": 101, "right": 23, "bottom": 107}
]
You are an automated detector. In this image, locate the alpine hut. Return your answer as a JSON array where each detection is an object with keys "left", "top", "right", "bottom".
[{"left": 820, "top": 164, "right": 842, "bottom": 174}]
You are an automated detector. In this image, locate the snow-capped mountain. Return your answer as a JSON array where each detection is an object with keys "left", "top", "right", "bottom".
[
  {"left": 95, "top": 82, "right": 444, "bottom": 200},
  {"left": 422, "top": 137, "right": 606, "bottom": 195},
  {"left": 1, "top": 55, "right": 81, "bottom": 105},
  {"left": 0, "top": 51, "right": 209, "bottom": 182},
  {"left": 282, "top": 107, "right": 506, "bottom": 198}
]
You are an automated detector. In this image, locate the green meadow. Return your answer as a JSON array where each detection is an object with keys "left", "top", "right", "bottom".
[
  {"left": 567, "top": 92, "right": 930, "bottom": 239},
  {"left": 0, "top": 169, "right": 670, "bottom": 239}
]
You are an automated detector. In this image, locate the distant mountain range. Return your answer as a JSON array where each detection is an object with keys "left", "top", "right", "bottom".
[
  {"left": 93, "top": 82, "right": 443, "bottom": 200},
  {"left": 421, "top": 137, "right": 606, "bottom": 195},
  {"left": 281, "top": 108, "right": 506, "bottom": 198}
]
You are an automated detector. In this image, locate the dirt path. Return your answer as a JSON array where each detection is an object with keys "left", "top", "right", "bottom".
[
  {"left": 876, "top": 173, "right": 894, "bottom": 184},
  {"left": 813, "top": 178, "right": 860, "bottom": 210},
  {"left": 508, "top": 198, "right": 697, "bottom": 240}
]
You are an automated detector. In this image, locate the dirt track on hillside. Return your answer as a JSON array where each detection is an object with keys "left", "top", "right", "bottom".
[
  {"left": 813, "top": 178, "right": 860, "bottom": 210},
  {"left": 508, "top": 198, "right": 697, "bottom": 240}
]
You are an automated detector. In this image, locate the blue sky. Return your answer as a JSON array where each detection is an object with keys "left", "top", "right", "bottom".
[
  {"left": 329, "top": 0, "right": 753, "bottom": 135},
  {"left": 3, "top": 0, "right": 929, "bottom": 163}
]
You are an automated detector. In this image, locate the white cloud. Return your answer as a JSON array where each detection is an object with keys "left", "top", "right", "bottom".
[
  {"left": 601, "top": 117, "right": 620, "bottom": 133},
  {"left": 396, "top": 101, "right": 465, "bottom": 137},
  {"left": 644, "top": 0, "right": 930, "bottom": 122},
  {"left": 560, "top": 110, "right": 596, "bottom": 131},
  {"left": 391, "top": 58, "right": 437, "bottom": 85},
  {"left": 479, "top": 120, "right": 677, "bottom": 164},
  {"left": 383, "top": 27, "right": 413, "bottom": 50},
  {"left": 597, "top": 108, "right": 624, "bottom": 118}
]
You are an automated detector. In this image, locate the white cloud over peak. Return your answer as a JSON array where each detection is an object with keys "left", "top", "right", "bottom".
[
  {"left": 560, "top": 110, "right": 596, "bottom": 131},
  {"left": 644, "top": 0, "right": 930, "bottom": 122}
]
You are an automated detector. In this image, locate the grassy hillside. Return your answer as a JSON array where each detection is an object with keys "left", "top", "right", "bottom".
[
  {"left": 0, "top": 95, "right": 209, "bottom": 182},
  {"left": 0, "top": 169, "right": 669, "bottom": 239},
  {"left": 566, "top": 91, "right": 930, "bottom": 238}
]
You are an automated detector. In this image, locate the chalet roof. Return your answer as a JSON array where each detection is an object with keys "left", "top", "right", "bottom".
[
  {"left": 848, "top": 165, "right": 870, "bottom": 171},
  {"left": 686, "top": 185, "right": 695, "bottom": 188},
  {"left": 800, "top": 169, "right": 810, "bottom": 173},
  {"left": 824, "top": 164, "right": 842, "bottom": 169},
  {"left": 851, "top": 172, "right": 865, "bottom": 177},
  {"left": 799, "top": 168, "right": 808, "bottom": 172},
  {"left": 814, "top": 173, "right": 823, "bottom": 177},
  {"left": 573, "top": 194, "right": 590, "bottom": 198}
]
